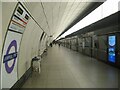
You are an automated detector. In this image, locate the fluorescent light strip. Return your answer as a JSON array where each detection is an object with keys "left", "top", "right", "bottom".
[{"left": 58, "top": 0, "right": 119, "bottom": 40}]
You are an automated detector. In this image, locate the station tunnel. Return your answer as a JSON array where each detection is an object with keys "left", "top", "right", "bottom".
[{"left": 0, "top": 0, "right": 120, "bottom": 89}]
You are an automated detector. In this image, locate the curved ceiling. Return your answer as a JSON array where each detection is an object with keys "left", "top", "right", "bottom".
[{"left": 23, "top": 1, "right": 102, "bottom": 41}]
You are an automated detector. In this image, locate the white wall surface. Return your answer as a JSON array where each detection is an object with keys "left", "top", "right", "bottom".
[
  {"left": 2, "top": 2, "right": 17, "bottom": 42},
  {"left": 17, "top": 2, "right": 49, "bottom": 79},
  {"left": 1, "top": 2, "right": 49, "bottom": 88},
  {"left": 1, "top": 2, "right": 17, "bottom": 89}
]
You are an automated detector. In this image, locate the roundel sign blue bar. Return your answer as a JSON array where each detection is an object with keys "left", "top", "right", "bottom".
[{"left": 3, "top": 40, "right": 18, "bottom": 73}]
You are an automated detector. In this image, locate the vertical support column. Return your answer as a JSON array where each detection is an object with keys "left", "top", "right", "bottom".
[
  {"left": 117, "top": 1, "right": 120, "bottom": 69},
  {"left": 0, "top": 1, "right": 2, "bottom": 90},
  {"left": 76, "top": 37, "right": 79, "bottom": 52},
  {"left": 116, "top": 33, "right": 120, "bottom": 67}
]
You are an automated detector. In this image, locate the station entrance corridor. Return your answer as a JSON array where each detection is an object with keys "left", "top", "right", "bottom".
[{"left": 22, "top": 44, "right": 118, "bottom": 88}]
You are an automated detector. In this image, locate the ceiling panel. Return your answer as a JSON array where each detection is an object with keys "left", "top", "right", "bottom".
[{"left": 24, "top": 1, "right": 94, "bottom": 39}]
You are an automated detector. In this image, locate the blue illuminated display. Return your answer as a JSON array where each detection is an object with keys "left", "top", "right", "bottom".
[
  {"left": 109, "top": 36, "right": 116, "bottom": 46},
  {"left": 108, "top": 35, "right": 116, "bottom": 63},
  {"left": 108, "top": 48, "right": 115, "bottom": 63}
]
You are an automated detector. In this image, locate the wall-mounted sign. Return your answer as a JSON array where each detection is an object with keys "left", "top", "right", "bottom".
[
  {"left": 1, "top": 3, "right": 30, "bottom": 88},
  {"left": 3, "top": 40, "right": 17, "bottom": 73},
  {"left": 9, "top": 3, "right": 30, "bottom": 33},
  {"left": 2, "top": 31, "right": 22, "bottom": 88},
  {"left": 108, "top": 35, "right": 116, "bottom": 63}
]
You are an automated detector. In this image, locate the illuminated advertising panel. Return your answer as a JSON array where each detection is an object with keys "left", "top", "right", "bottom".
[{"left": 108, "top": 35, "right": 116, "bottom": 63}]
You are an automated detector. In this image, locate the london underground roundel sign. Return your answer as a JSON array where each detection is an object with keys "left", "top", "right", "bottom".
[{"left": 3, "top": 40, "right": 18, "bottom": 73}]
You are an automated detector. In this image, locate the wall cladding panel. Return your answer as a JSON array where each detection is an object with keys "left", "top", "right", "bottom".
[{"left": 18, "top": 18, "right": 36, "bottom": 79}]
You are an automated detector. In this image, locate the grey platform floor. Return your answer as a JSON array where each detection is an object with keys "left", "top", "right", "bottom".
[{"left": 22, "top": 45, "right": 119, "bottom": 88}]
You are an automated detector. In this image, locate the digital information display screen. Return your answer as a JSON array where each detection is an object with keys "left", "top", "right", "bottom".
[{"left": 108, "top": 36, "right": 116, "bottom": 63}]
